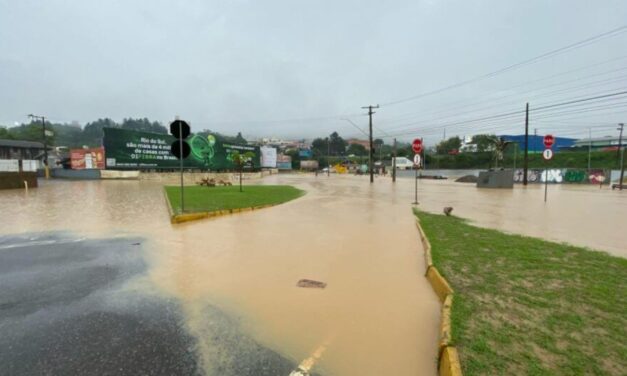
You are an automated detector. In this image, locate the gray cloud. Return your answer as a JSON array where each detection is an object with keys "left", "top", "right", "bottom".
[{"left": 1, "top": 0, "right": 626, "bottom": 143}]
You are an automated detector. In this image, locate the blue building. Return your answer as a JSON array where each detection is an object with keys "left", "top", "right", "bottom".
[{"left": 501, "top": 135, "right": 577, "bottom": 153}]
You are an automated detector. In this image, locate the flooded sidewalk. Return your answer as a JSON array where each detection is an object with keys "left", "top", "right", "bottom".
[
  {"left": 393, "top": 177, "right": 626, "bottom": 257},
  {"left": 0, "top": 176, "right": 441, "bottom": 375}
]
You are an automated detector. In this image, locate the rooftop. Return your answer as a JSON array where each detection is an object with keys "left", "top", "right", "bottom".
[{"left": 0, "top": 139, "right": 45, "bottom": 149}]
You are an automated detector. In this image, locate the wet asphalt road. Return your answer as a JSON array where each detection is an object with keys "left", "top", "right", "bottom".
[{"left": 0, "top": 233, "right": 299, "bottom": 376}]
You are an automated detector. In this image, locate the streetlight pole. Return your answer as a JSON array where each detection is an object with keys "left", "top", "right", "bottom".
[{"left": 28, "top": 114, "right": 49, "bottom": 179}]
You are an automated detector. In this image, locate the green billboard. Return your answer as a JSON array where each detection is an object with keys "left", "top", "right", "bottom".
[{"left": 103, "top": 127, "right": 260, "bottom": 170}]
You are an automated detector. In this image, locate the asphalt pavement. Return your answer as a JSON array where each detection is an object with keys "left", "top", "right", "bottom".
[{"left": 0, "top": 233, "right": 300, "bottom": 376}]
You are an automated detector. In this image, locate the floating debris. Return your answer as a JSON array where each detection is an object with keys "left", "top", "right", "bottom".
[{"left": 297, "top": 279, "right": 327, "bottom": 289}]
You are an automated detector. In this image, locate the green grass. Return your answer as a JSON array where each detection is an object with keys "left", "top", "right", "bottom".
[
  {"left": 165, "top": 185, "right": 304, "bottom": 214},
  {"left": 414, "top": 209, "right": 627, "bottom": 376}
]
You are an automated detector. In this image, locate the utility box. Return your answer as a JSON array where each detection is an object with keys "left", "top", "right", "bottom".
[{"left": 477, "top": 169, "right": 514, "bottom": 189}]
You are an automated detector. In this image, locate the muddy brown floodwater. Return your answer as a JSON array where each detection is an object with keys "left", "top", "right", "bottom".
[
  {"left": 399, "top": 177, "right": 626, "bottom": 257},
  {"left": 0, "top": 175, "right": 441, "bottom": 376},
  {"left": 3, "top": 174, "right": 623, "bottom": 375}
]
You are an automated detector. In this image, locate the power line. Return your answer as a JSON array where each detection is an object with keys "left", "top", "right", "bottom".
[
  {"left": 382, "top": 90, "right": 627, "bottom": 138},
  {"left": 379, "top": 24, "right": 627, "bottom": 107}
]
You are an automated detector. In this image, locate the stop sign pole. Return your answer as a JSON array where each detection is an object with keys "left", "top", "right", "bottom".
[
  {"left": 543, "top": 134, "right": 554, "bottom": 203},
  {"left": 412, "top": 138, "right": 423, "bottom": 205}
]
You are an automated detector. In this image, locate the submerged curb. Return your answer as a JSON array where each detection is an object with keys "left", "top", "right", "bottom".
[
  {"left": 170, "top": 204, "right": 276, "bottom": 224},
  {"left": 415, "top": 216, "right": 463, "bottom": 376}
]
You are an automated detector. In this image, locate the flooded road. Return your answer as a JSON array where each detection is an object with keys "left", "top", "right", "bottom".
[
  {"left": 0, "top": 176, "right": 441, "bottom": 375},
  {"left": 2, "top": 173, "right": 621, "bottom": 375},
  {"left": 396, "top": 177, "right": 626, "bottom": 257}
]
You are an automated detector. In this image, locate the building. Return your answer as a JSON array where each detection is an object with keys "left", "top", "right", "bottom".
[
  {"left": 501, "top": 135, "right": 577, "bottom": 153},
  {"left": 347, "top": 138, "right": 370, "bottom": 150},
  {"left": 0, "top": 139, "right": 65, "bottom": 168},
  {"left": 0, "top": 139, "right": 46, "bottom": 160},
  {"left": 571, "top": 136, "right": 622, "bottom": 151}
]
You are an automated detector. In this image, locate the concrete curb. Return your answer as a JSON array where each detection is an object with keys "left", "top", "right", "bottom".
[
  {"left": 415, "top": 217, "right": 463, "bottom": 376},
  {"left": 170, "top": 204, "right": 275, "bottom": 224},
  {"left": 162, "top": 188, "right": 277, "bottom": 224}
]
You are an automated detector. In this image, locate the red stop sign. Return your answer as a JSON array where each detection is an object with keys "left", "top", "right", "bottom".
[
  {"left": 412, "top": 138, "right": 423, "bottom": 153},
  {"left": 543, "top": 134, "right": 555, "bottom": 148}
]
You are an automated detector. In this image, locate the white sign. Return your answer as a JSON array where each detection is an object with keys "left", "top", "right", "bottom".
[
  {"left": 260, "top": 146, "right": 277, "bottom": 168},
  {"left": 413, "top": 154, "right": 422, "bottom": 167},
  {"left": 22, "top": 160, "right": 39, "bottom": 172},
  {"left": 0, "top": 159, "right": 19, "bottom": 172},
  {"left": 542, "top": 149, "right": 553, "bottom": 160},
  {"left": 44, "top": 129, "right": 54, "bottom": 137}
]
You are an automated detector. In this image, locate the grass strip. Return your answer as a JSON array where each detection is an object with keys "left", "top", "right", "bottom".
[
  {"left": 414, "top": 209, "right": 626, "bottom": 376},
  {"left": 165, "top": 185, "right": 304, "bottom": 214}
]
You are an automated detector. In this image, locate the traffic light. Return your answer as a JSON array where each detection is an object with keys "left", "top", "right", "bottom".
[{"left": 170, "top": 120, "right": 191, "bottom": 159}]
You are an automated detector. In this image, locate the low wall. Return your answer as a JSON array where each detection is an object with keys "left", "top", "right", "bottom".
[
  {"left": 0, "top": 172, "right": 38, "bottom": 190},
  {"left": 101, "top": 170, "right": 140, "bottom": 179},
  {"left": 51, "top": 169, "right": 101, "bottom": 180},
  {"left": 139, "top": 171, "right": 264, "bottom": 185}
]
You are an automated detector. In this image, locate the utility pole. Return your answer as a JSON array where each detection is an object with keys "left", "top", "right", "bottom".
[
  {"left": 619, "top": 123, "right": 625, "bottom": 190},
  {"left": 392, "top": 138, "right": 397, "bottom": 182},
  {"left": 523, "top": 103, "right": 529, "bottom": 186},
  {"left": 361, "top": 104, "right": 379, "bottom": 183},
  {"left": 28, "top": 114, "right": 49, "bottom": 179},
  {"left": 327, "top": 136, "right": 330, "bottom": 177},
  {"left": 588, "top": 128, "right": 592, "bottom": 171}
]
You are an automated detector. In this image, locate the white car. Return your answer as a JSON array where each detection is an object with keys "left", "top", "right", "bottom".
[{"left": 392, "top": 157, "right": 414, "bottom": 170}]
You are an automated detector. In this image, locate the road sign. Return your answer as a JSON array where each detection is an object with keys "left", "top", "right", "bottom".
[
  {"left": 170, "top": 120, "right": 190, "bottom": 140},
  {"left": 412, "top": 138, "right": 423, "bottom": 153},
  {"left": 413, "top": 154, "right": 422, "bottom": 167},
  {"left": 543, "top": 134, "right": 555, "bottom": 149},
  {"left": 543, "top": 148, "right": 553, "bottom": 160}
]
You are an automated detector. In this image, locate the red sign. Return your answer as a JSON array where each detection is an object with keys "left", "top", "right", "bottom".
[
  {"left": 543, "top": 134, "right": 555, "bottom": 148},
  {"left": 412, "top": 138, "right": 423, "bottom": 153},
  {"left": 70, "top": 147, "right": 105, "bottom": 169}
]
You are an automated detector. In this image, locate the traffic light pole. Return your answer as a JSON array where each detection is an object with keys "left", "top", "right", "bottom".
[{"left": 179, "top": 122, "right": 185, "bottom": 213}]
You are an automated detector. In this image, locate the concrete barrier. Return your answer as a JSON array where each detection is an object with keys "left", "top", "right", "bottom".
[{"left": 415, "top": 215, "right": 463, "bottom": 376}]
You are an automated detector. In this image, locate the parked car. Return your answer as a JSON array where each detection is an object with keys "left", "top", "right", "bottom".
[{"left": 392, "top": 157, "right": 414, "bottom": 170}]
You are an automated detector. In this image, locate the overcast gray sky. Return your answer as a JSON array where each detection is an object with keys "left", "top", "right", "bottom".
[{"left": 1, "top": 0, "right": 627, "bottom": 144}]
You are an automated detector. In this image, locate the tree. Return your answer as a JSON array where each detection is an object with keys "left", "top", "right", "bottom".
[
  {"left": 347, "top": 143, "right": 367, "bottom": 156},
  {"left": 234, "top": 132, "right": 246, "bottom": 144},
  {"left": 0, "top": 126, "right": 14, "bottom": 139},
  {"left": 328, "top": 132, "right": 347, "bottom": 155},
  {"left": 311, "top": 138, "right": 328, "bottom": 157},
  {"left": 284, "top": 148, "right": 301, "bottom": 169},
  {"left": 490, "top": 137, "right": 513, "bottom": 168},
  {"left": 7, "top": 121, "right": 56, "bottom": 145},
  {"left": 472, "top": 134, "right": 498, "bottom": 152},
  {"left": 230, "top": 150, "right": 256, "bottom": 192},
  {"left": 121, "top": 118, "right": 167, "bottom": 134},
  {"left": 436, "top": 136, "right": 461, "bottom": 155},
  {"left": 83, "top": 118, "right": 118, "bottom": 146}
]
